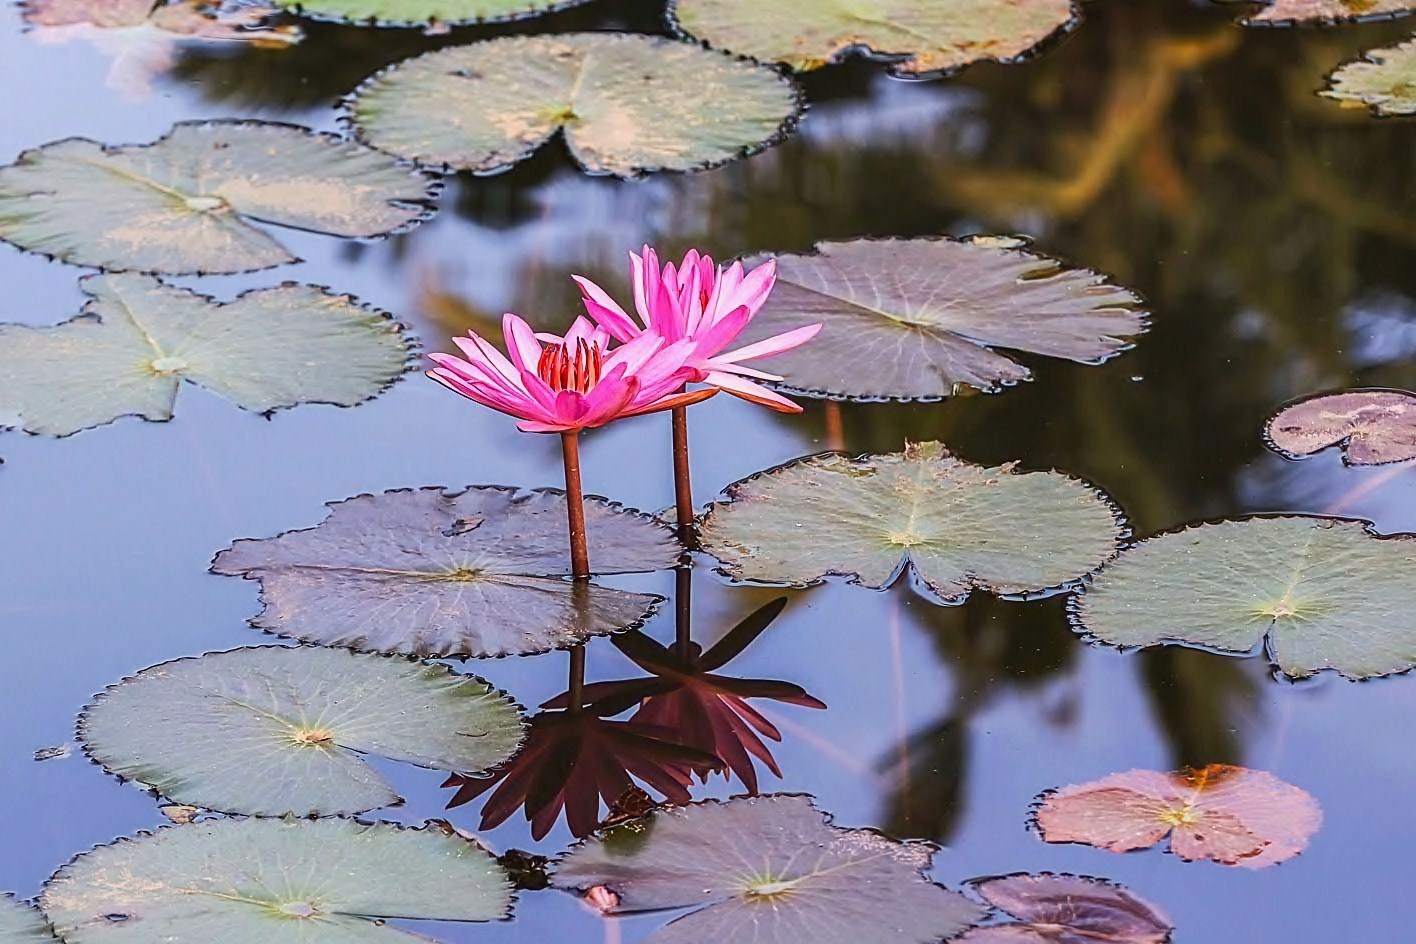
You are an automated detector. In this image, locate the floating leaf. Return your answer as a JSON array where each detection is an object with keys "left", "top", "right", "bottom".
[
  {"left": 0, "top": 121, "right": 435, "bottom": 274},
  {"left": 80, "top": 646, "right": 526, "bottom": 817},
  {"left": 700, "top": 443, "right": 1124, "bottom": 604},
  {"left": 957, "top": 874, "right": 1171, "bottom": 944},
  {"left": 0, "top": 897, "right": 56, "bottom": 944},
  {"left": 212, "top": 486, "right": 680, "bottom": 658},
  {"left": 275, "top": 0, "right": 592, "bottom": 26},
  {"left": 669, "top": 0, "right": 1080, "bottom": 77},
  {"left": 1072, "top": 515, "right": 1416, "bottom": 679},
  {"left": 1322, "top": 40, "right": 1416, "bottom": 117},
  {"left": 347, "top": 34, "right": 800, "bottom": 178},
  {"left": 40, "top": 818, "right": 512, "bottom": 943},
  {"left": 0, "top": 273, "right": 413, "bottom": 438},
  {"left": 20, "top": 1, "right": 300, "bottom": 99},
  {"left": 1035, "top": 766, "right": 1321, "bottom": 868},
  {"left": 554, "top": 795, "right": 984, "bottom": 944},
  {"left": 1265, "top": 389, "right": 1416, "bottom": 465},
  {"left": 1240, "top": 0, "right": 1415, "bottom": 26},
  {"left": 727, "top": 238, "right": 1146, "bottom": 401}
]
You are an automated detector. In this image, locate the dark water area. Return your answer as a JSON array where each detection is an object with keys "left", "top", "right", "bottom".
[{"left": 1, "top": 0, "right": 1414, "bottom": 941}]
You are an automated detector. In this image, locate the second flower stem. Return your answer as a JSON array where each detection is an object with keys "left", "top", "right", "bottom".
[
  {"left": 560, "top": 431, "right": 590, "bottom": 579},
  {"left": 671, "top": 404, "right": 695, "bottom": 542}
]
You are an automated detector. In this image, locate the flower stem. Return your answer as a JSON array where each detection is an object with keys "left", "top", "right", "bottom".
[
  {"left": 671, "top": 404, "right": 696, "bottom": 544},
  {"left": 674, "top": 561, "right": 693, "bottom": 660},
  {"left": 560, "top": 431, "right": 590, "bottom": 579},
  {"left": 568, "top": 644, "right": 586, "bottom": 713}
]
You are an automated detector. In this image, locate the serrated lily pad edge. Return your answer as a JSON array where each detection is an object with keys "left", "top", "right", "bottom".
[
  {"left": 1320, "top": 42, "right": 1416, "bottom": 118},
  {"left": 665, "top": 0, "right": 1087, "bottom": 80},
  {"left": 1065, "top": 512, "right": 1416, "bottom": 680},
  {"left": 700, "top": 448, "right": 1131, "bottom": 605},
  {"left": 209, "top": 484, "right": 679, "bottom": 660},
  {"left": 1239, "top": 1, "right": 1416, "bottom": 28},
  {"left": 38, "top": 818, "right": 520, "bottom": 923},
  {"left": 75, "top": 645, "right": 530, "bottom": 818},
  {"left": 0, "top": 895, "right": 57, "bottom": 941},
  {"left": 0, "top": 119, "right": 442, "bottom": 277},
  {"left": 278, "top": 0, "right": 595, "bottom": 29},
  {"left": 339, "top": 34, "right": 808, "bottom": 180},
  {"left": 1262, "top": 387, "right": 1416, "bottom": 466},
  {"left": 0, "top": 274, "right": 419, "bottom": 439},
  {"left": 741, "top": 235, "right": 1151, "bottom": 403}
]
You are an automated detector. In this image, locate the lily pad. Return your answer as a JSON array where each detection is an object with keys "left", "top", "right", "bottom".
[
  {"left": 1071, "top": 515, "right": 1416, "bottom": 679},
  {"left": 1322, "top": 40, "right": 1416, "bottom": 117},
  {"left": 1265, "top": 389, "right": 1416, "bottom": 465},
  {"left": 79, "top": 646, "right": 526, "bottom": 817},
  {"left": 1034, "top": 766, "right": 1321, "bottom": 868},
  {"left": 700, "top": 443, "right": 1125, "bottom": 604},
  {"left": 277, "top": 0, "right": 591, "bottom": 26},
  {"left": 554, "top": 795, "right": 984, "bottom": 944},
  {"left": 347, "top": 34, "right": 801, "bottom": 178},
  {"left": 40, "top": 818, "right": 513, "bottom": 943},
  {"left": 669, "top": 0, "right": 1080, "bottom": 77},
  {"left": 728, "top": 238, "right": 1147, "bottom": 401},
  {"left": 0, "top": 273, "right": 413, "bottom": 438},
  {"left": 211, "top": 486, "right": 681, "bottom": 658},
  {"left": 0, "top": 120, "right": 435, "bottom": 274},
  {"left": 0, "top": 898, "right": 56, "bottom": 944},
  {"left": 957, "top": 874, "right": 1171, "bottom": 944},
  {"left": 1240, "top": 0, "right": 1415, "bottom": 26}
]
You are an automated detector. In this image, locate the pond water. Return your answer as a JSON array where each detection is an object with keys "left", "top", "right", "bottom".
[{"left": 1, "top": 0, "right": 1414, "bottom": 941}]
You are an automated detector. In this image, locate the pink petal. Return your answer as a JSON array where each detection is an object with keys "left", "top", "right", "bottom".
[
  {"left": 716, "top": 322, "right": 822, "bottom": 364},
  {"left": 621, "top": 385, "right": 718, "bottom": 418},
  {"left": 502, "top": 313, "right": 543, "bottom": 373},
  {"left": 603, "top": 330, "right": 668, "bottom": 375},
  {"left": 576, "top": 289, "right": 640, "bottom": 344},
  {"left": 704, "top": 370, "right": 802, "bottom": 413},
  {"left": 690, "top": 304, "right": 754, "bottom": 360}
]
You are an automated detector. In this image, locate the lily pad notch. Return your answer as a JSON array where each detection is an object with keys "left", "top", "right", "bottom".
[
  {"left": 78, "top": 645, "right": 527, "bottom": 818},
  {"left": 345, "top": 33, "right": 804, "bottom": 179},
  {"left": 212, "top": 485, "right": 683, "bottom": 659},
  {"left": 0, "top": 120, "right": 439, "bottom": 275},
  {"left": 699, "top": 443, "right": 1128, "bottom": 605}
]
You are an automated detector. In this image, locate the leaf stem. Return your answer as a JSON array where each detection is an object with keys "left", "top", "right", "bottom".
[{"left": 560, "top": 431, "right": 590, "bottom": 579}]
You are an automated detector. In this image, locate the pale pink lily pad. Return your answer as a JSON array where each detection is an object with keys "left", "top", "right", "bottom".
[
  {"left": 1035, "top": 765, "right": 1321, "bottom": 868},
  {"left": 1240, "top": 0, "right": 1415, "bottom": 25},
  {"left": 1265, "top": 389, "right": 1416, "bottom": 466},
  {"left": 957, "top": 873, "right": 1171, "bottom": 944}
]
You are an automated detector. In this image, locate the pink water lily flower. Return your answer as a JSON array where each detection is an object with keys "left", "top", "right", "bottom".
[
  {"left": 427, "top": 314, "right": 715, "bottom": 433},
  {"left": 573, "top": 246, "right": 821, "bottom": 413}
]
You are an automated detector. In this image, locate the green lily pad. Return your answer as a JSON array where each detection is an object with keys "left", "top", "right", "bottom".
[
  {"left": 1240, "top": 0, "right": 1415, "bottom": 26},
  {"left": 277, "top": 0, "right": 591, "bottom": 26},
  {"left": 669, "top": 0, "right": 1080, "bottom": 77},
  {"left": 1322, "top": 39, "right": 1416, "bottom": 117},
  {"left": 729, "top": 237, "right": 1147, "bottom": 401},
  {"left": 0, "top": 898, "right": 56, "bottom": 944},
  {"left": 1072, "top": 516, "right": 1416, "bottom": 680},
  {"left": 0, "top": 120, "right": 435, "bottom": 274},
  {"left": 0, "top": 273, "right": 413, "bottom": 438},
  {"left": 554, "top": 795, "right": 984, "bottom": 944},
  {"left": 80, "top": 646, "right": 526, "bottom": 817},
  {"left": 699, "top": 443, "right": 1125, "bottom": 604},
  {"left": 347, "top": 34, "right": 801, "bottom": 178},
  {"left": 40, "top": 818, "right": 513, "bottom": 943},
  {"left": 211, "top": 486, "right": 681, "bottom": 658}
]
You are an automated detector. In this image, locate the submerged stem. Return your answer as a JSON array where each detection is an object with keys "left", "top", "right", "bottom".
[
  {"left": 674, "top": 561, "right": 693, "bottom": 660},
  {"left": 560, "top": 431, "right": 590, "bottom": 579},
  {"left": 671, "top": 404, "right": 696, "bottom": 544},
  {"left": 568, "top": 644, "right": 586, "bottom": 714}
]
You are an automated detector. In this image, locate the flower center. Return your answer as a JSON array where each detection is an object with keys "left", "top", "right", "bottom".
[{"left": 537, "top": 339, "right": 603, "bottom": 394}]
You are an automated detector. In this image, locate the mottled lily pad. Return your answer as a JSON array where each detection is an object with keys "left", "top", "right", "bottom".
[
  {"left": 212, "top": 486, "right": 681, "bottom": 658},
  {"left": 0, "top": 898, "right": 56, "bottom": 944},
  {"left": 0, "top": 273, "right": 413, "bottom": 438},
  {"left": 1072, "top": 516, "right": 1416, "bottom": 679},
  {"left": 1265, "top": 389, "right": 1416, "bottom": 464},
  {"left": 1322, "top": 40, "right": 1416, "bottom": 117},
  {"left": 1240, "top": 0, "right": 1415, "bottom": 26},
  {"left": 700, "top": 443, "right": 1125, "bottom": 604},
  {"left": 957, "top": 874, "right": 1171, "bottom": 944},
  {"left": 669, "top": 0, "right": 1080, "bottom": 77},
  {"left": 347, "top": 34, "right": 800, "bottom": 178},
  {"left": 80, "top": 646, "right": 526, "bottom": 817},
  {"left": 728, "top": 238, "right": 1147, "bottom": 401},
  {"left": 554, "top": 795, "right": 984, "bottom": 944},
  {"left": 277, "top": 0, "right": 591, "bottom": 26},
  {"left": 1035, "top": 766, "right": 1321, "bottom": 868},
  {"left": 0, "top": 120, "right": 435, "bottom": 274},
  {"left": 40, "top": 818, "right": 513, "bottom": 943}
]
